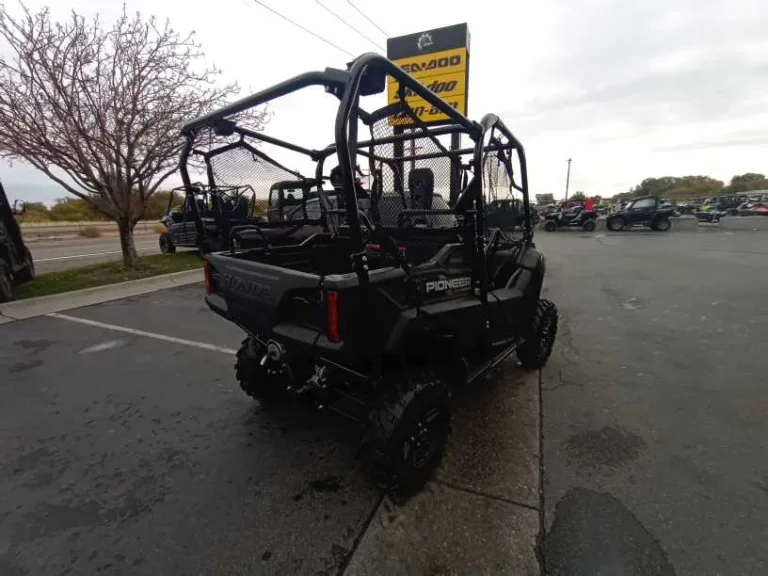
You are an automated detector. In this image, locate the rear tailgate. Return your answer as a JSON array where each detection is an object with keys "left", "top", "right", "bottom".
[{"left": 204, "top": 253, "right": 323, "bottom": 336}]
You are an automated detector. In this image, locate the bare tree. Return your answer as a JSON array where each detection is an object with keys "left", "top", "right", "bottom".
[{"left": 0, "top": 3, "right": 269, "bottom": 267}]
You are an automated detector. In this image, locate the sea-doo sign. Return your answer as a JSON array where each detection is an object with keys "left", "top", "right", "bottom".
[{"left": 387, "top": 23, "right": 469, "bottom": 126}]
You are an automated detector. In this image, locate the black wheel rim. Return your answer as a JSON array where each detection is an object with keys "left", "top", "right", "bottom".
[{"left": 403, "top": 407, "right": 447, "bottom": 471}]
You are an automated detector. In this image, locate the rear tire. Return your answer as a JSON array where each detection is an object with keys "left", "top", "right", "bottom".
[
  {"left": 544, "top": 220, "right": 557, "bottom": 232},
  {"left": 654, "top": 216, "right": 671, "bottom": 231},
  {"left": 607, "top": 216, "right": 625, "bottom": 231},
  {"left": 369, "top": 369, "right": 451, "bottom": 497},
  {"left": 0, "top": 262, "right": 13, "bottom": 303},
  {"left": 235, "top": 337, "right": 287, "bottom": 402},
  {"left": 582, "top": 219, "right": 597, "bottom": 232},
  {"left": 14, "top": 248, "right": 35, "bottom": 282},
  {"left": 517, "top": 299, "right": 558, "bottom": 369},
  {"left": 159, "top": 233, "right": 176, "bottom": 254}
]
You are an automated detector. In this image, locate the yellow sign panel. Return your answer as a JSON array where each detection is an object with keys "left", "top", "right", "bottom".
[
  {"left": 387, "top": 69, "right": 466, "bottom": 103},
  {"left": 390, "top": 47, "right": 467, "bottom": 78},
  {"left": 387, "top": 46, "right": 468, "bottom": 126},
  {"left": 388, "top": 95, "right": 467, "bottom": 127}
]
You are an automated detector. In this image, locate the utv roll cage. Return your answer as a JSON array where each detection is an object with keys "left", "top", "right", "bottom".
[{"left": 179, "top": 52, "right": 532, "bottom": 288}]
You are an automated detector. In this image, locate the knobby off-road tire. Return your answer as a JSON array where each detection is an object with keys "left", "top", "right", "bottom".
[
  {"left": 517, "top": 299, "right": 559, "bottom": 369},
  {"left": 14, "top": 248, "right": 35, "bottom": 283},
  {"left": 369, "top": 369, "right": 451, "bottom": 497},
  {"left": 159, "top": 233, "right": 176, "bottom": 253},
  {"left": 235, "top": 337, "right": 287, "bottom": 402},
  {"left": 607, "top": 217, "right": 625, "bottom": 232},
  {"left": 653, "top": 217, "right": 671, "bottom": 232},
  {"left": 582, "top": 219, "right": 597, "bottom": 232},
  {"left": 544, "top": 220, "right": 558, "bottom": 232},
  {"left": 0, "top": 262, "right": 13, "bottom": 303}
]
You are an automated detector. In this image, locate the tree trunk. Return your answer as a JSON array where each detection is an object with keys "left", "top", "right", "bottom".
[{"left": 117, "top": 218, "right": 139, "bottom": 268}]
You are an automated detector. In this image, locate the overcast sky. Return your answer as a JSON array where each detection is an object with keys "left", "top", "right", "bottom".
[{"left": 1, "top": 0, "right": 766, "bottom": 204}]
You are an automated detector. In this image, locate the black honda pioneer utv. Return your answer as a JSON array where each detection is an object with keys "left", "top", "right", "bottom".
[
  {"left": 0, "top": 182, "right": 35, "bottom": 302},
  {"left": 180, "top": 54, "right": 558, "bottom": 495}
]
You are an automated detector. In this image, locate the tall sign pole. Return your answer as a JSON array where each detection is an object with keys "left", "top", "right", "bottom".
[{"left": 565, "top": 158, "right": 572, "bottom": 202}]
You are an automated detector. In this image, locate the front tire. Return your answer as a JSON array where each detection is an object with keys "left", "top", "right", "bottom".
[
  {"left": 582, "top": 219, "right": 597, "bottom": 232},
  {"left": 544, "top": 220, "right": 557, "bottom": 232},
  {"left": 0, "top": 262, "right": 13, "bottom": 303},
  {"left": 517, "top": 299, "right": 558, "bottom": 369},
  {"left": 159, "top": 233, "right": 176, "bottom": 254},
  {"left": 235, "top": 337, "right": 287, "bottom": 402},
  {"left": 369, "top": 369, "right": 451, "bottom": 497},
  {"left": 14, "top": 248, "right": 35, "bottom": 283}
]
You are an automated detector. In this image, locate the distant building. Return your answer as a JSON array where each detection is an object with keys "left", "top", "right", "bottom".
[{"left": 535, "top": 193, "right": 554, "bottom": 205}]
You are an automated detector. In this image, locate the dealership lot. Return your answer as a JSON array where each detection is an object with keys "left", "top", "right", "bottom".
[
  {"left": 537, "top": 229, "right": 768, "bottom": 574},
  {"left": 0, "top": 284, "right": 541, "bottom": 575},
  {"left": 2, "top": 228, "right": 768, "bottom": 575}
]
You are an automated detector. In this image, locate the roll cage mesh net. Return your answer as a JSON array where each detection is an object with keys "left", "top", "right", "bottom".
[
  {"left": 363, "top": 113, "right": 458, "bottom": 229},
  {"left": 358, "top": 95, "right": 524, "bottom": 236},
  {"left": 190, "top": 131, "right": 317, "bottom": 223}
]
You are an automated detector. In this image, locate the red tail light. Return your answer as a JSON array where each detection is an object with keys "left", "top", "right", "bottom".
[
  {"left": 203, "top": 260, "right": 212, "bottom": 295},
  {"left": 326, "top": 290, "right": 340, "bottom": 342}
]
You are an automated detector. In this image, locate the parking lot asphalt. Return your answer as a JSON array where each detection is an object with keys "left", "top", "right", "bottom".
[
  {"left": 0, "top": 293, "right": 381, "bottom": 575},
  {"left": 537, "top": 229, "right": 768, "bottom": 574},
  {"left": 1, "top": 283, "right": 541, "bottom": 575},
  {"left": 4, "top": 227, "right": 767, "bottom": 575}
]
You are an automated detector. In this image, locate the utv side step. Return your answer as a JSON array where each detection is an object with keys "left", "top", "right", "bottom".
[{"left": 466, "top": 338, "right": 523, "bottom": 385}]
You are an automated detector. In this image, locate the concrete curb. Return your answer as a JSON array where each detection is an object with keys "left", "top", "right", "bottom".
[{"left": 0, "top": 269, "right": 203, "bottom": 324}]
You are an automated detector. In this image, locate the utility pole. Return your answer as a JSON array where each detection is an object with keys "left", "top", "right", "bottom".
[{"left": 564, "top": 158, "right": 572, "bottom": 202}]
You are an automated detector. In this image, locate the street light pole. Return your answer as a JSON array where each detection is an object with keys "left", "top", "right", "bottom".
[{"left": 565, "top": 158, "right": 572, "bottom": 202}]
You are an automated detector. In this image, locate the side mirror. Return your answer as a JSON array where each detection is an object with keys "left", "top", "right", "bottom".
[{"left": 12, "top": 199, "right": 26, "bottom": 216}]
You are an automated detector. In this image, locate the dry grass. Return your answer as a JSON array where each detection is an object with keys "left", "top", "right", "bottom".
[
  {"left": 78, "top": 226, "right": 103, "bottom": 238},
  {"left": 14, "top": 252, "right": 203, "bottom": 300}
]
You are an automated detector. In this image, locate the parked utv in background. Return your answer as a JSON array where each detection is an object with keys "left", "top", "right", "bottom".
[
  {"left": 607, "top": 196, "right": 674, "bottom": 231},
  {"left": 738, "top": 202, "right": 768, "bottom": 216},
  {"left": 158, "top": 178, "right": 323, "bottom": 253},
  {"left": 544, "top": 205, "right": 597, "bottom": 232},
  {"left": 0, "top": 182, "right": 35, "bottom": 302},
  {"left": 182, "top": 53, "right": 558, "bottom": 496}
]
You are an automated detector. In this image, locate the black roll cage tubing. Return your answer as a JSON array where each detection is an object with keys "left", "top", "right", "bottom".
[{"left": 178, "top": 52, "right": 532, "bottom": 268}]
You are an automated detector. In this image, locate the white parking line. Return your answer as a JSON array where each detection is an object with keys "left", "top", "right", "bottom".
[
  {"left": 36, "top": 250, "right": 125, "bottom": 262},
  {"left": 48, "top": 312, "right": 237, "bottom": 355},
  {"left": 35, "top": 247, "right": 156, "bottom": 262}
]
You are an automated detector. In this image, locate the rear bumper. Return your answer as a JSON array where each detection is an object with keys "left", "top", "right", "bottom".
[{"left": 205, "top": 293, "right": 344, "bottom": 357}]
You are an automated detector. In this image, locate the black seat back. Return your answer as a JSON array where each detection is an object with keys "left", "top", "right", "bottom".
[{"left": 409, "top": 168, "right": 434, "bottom": 210}]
